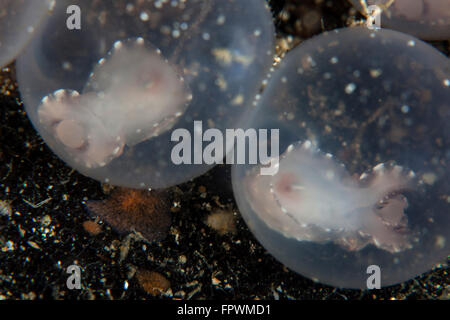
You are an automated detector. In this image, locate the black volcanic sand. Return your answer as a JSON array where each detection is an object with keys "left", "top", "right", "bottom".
[{"left": 0, "top": 0, "right": 448, "bottom": 300}]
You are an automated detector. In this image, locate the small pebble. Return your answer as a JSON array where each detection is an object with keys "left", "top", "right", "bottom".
[{"left": 136, "top": 270, "right": 171, "bottom": 296}]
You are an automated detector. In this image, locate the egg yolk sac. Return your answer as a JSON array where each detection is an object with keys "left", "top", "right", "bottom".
[
  {"left": 232, "top": 26, "right": 449, "bottom": 289},
  {"left": 16, "top": 0, "right": 275, "bottom": 189},
  {"left": 349, "top": 0, "right": 450, "bottom": 40},
  {"left": 0, "top": 0, "right": 53, "bottom": 68}
]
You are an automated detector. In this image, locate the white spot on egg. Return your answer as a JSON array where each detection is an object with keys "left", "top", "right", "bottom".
[
  {"left": 202, "top": 32, "right": 210, "bottom": 40},
  {"left": 216, "top": 15, "right": 226, "bottom": 25},
  {"left": 345, "top": 83, "right": 356, "bottom": 94},
  {"left": 140, "top": 12, "right": 149, "bottom": 22},
  {"left": 172, "top": 29, "right": 181, "bottom": 38},
  {"left": 370, "top": 69, "right": 383, "bottom": 78},
  {"left": 306, "top": 56, "right": 316, "bottom": 67},
  {"left": 401, "top": 105, "right": 410, "bottom": 113}
]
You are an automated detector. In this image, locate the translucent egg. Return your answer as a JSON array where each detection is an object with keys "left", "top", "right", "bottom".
[
  {"left": 16, "top": 0, "right": 274, "bottom": 189},
  {"left": 0, "top": 0, "right": 53, "bottom": 68},
  {"left": 232, "top": 27, "right": 449, "bottom": 289},
  {"left": 349, "top": 0, "right": 450, "bottom": 40}
]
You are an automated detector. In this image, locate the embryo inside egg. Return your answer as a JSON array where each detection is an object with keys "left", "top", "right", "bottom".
[
  {"left": 245, "top": 140, "right": 416, "bottom": 254},
  {"left": 349, "top": 0, "right": 450, "bottom": 40},
  {"left": 37, "top": 38, "right": 191, "bottom": 169},
  {"left": 16, "top": 0, "right": 275, "bottom": 188},
  {"left": 232, "top": 26, "right": 449, "bottom": 288}
]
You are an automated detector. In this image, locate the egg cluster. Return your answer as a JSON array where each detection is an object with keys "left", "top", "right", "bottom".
[{"left": 1, "top": 0, "right": 448, "bottom": 289}]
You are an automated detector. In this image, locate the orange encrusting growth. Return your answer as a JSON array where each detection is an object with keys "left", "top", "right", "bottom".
[
  {"left": 86, "top": 187, "right": 171, "bottom": 241},
  {"left": 119, "top": 189, "right": 149, "bottom": 212}
]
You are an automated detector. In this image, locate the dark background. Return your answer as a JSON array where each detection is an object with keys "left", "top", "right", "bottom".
[{"left": 0, "top": 0, "right": 448, "bottom": 300}]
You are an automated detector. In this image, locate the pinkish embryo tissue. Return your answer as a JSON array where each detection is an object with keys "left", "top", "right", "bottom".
[
  {"left": 37, "top": 38, "right": 191, "bottom": 169},
  {"left": 245, "top": 140, "right": 415, "bottom": 254}
]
